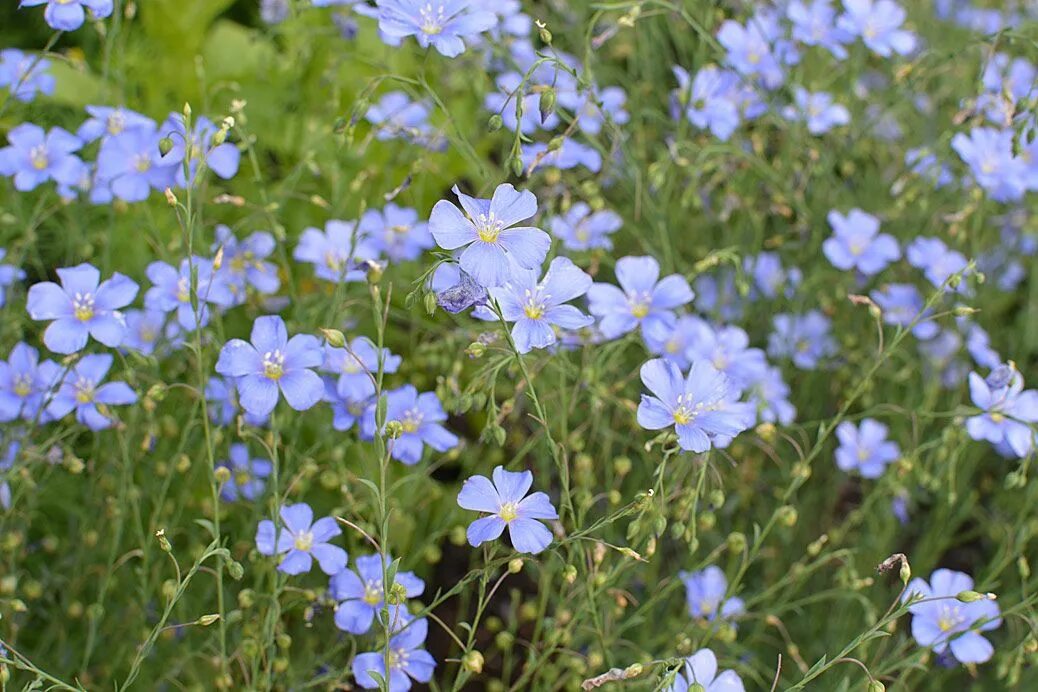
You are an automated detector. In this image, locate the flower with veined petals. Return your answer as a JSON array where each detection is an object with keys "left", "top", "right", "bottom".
[
  {"left": 457, "top": 466, "right": 558, "bottom": 554},
  {"left": 330, "top": 553, "right": 425, "bottom": 634},
  {"left": 902, "top": 568, "right": 1001, "bottom": 664},
  {"left": 255, "top": 502, "right": 347, "bottom": 575}
]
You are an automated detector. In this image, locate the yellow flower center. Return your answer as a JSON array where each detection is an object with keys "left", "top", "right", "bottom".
[
  {"left": 73, "top": 293, "right": 95, "bottom": 322},
  {"left": 990, "top": 412, "right": 1004, "bottom": 423},
  {"left": 498, "top": 502, "right": 519, "bottom": 523},
  {"left": 475, "top": 212, "right": 505, "bottom": 243},
  {"left": 234, "top": 470, "right": 251, "bottom": 486},
  {"left": 362, "top": 582, "right": 383, "bottom": 606},
  {"left": 263, "top": 350, "right": 285, "bottom": 380},
  {"left": 630, "top": 303, "right": 649, "bottom": 319},
  {"left": 13, "top": 376, "right": 31, "bottom": 398},
  {"left": 293, "top": 531, "right": 314, "bottom": 552},
  {"left": 30, "top": 145, "right": 49, "bottom": 171},
  {"left": 75, "top": 379, "right": 95, "bottom": 404},
  {"left": 134, "top": 154, "right": 152, "bottom": 173},
  {"left": 419, "top": 4, "right": 446, "bottom": 34}
]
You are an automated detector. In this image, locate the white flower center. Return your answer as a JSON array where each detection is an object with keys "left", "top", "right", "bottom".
[
  {"left": 263, "top": 350, "right": 286, "bottom": 380},
  {"left": 419, "top": 3, "right": 446, "bottom": 34},
  {"left": 73, "top": 292, "right": 95, "bottom": 322}
]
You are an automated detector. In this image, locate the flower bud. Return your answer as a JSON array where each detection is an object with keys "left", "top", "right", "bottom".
[
  {"left": 386, "top": 581, "right": 408, "bottom": 605},
  {"left": 466, "top": 342, "right": 486, "bottom": 358},
  {"left": 385, "top": 420, "right": 404, "bottom": 439},
  {"left": 214, "top": 466, "right": 231, "bottom": 484},
  {"left": 155, "top": 529, "right": 172, "bottom": 553},
  {"left": 227, "top": 561, "right": 244, "bottom": 580},
  {"left": 777, "top": 505, "right": 798, "bottom": 527},
  {"left": 196, "top": 614, "right": 221, "bottom": 627},
  {"left": 538, "top": 89, "right": 556, "bottom": 124},
  {"left": 320, "top": 328, "right": 346, "bottom": 348},
  {"left": 508, "top": 558, "right": 524, "bottom": 574},
  {"left": 462, "top": 650, "right": 484, "bottom": 674},
  {"left": 509, "top": 155, "right": 524, "bottom": 178},
  {"left": 158, "top": 136, "right": 174, "bottom": 156},
  {"left": 867, "top": 680, "right": 886, "bottom": 692},
  {"left": 488, "top": 114, "right": 504, "bottom": 132}
]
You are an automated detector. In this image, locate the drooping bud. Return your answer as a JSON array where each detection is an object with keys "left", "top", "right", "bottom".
[
  {"left": 320, "top": 328, "right": 346, "bottom": 348},
  {"left": 488, "top": 114, "right": 504, "bottom": 132},
  {"left": 158, "top": 136, "right": 174, "bottom": 156},
  {"left": 538, "top": 89, "right": 556, "bottom": 124}
]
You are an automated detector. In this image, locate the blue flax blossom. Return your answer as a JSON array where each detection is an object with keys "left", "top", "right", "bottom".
[
  {"left": 520, "top": 139, "right": 603, "bottom": 174},
  {"left": 906, "top": 237, "right": 970, "bottom": 292},
  {"left": 0, "top": 124, "right": 83, "bottom": 192},
  {"left": 671, "top": 65, "right": 740, "bottom": 141},
  {"left": 429, "top": 183, "right": 550, "bottom": 288},
  {"left": 375, "top": 0, "right": 496, "bottom": 58},
  {"left": 644, "top": 315, "right": 711, "bottom": 370},
  {"left": 680, "top": 566, "right": 744, "bottom": 623},
  {"left": 359, "top": 204, "right": 434, "bottom": 263},
  {"left": 322, "top": 337, "right": 400, "bottom": 401},
  {"left": 744, "top": 252, "right": 801, "bottom": 300},
  {"left": 255, "top": 503, "right": 347, "bottom": 575},
  {"left": 76, "top": 105, "right": 153, "bottom": 144},
  {"left": 787, "top": 0, "right": 851, "bottom": 59},
  {"left": 293, "top": 220, "right": 382, "bottom": 283},
  {"left": 637, "top": 359, "right": 754, "bottom": 453},
  {"left": 217, "top": 444, "right": 272, "bottom": 502},
  {"left": 46, "top": 354, "right": 136, "bottom": 430},
  {"left": 822, "top": 209, "right": 900, "bottom": 276},
  {"left": 746, "top": 365, "right": 797, "bottom": 426},
  {"left": 364, "top": 92, "right": 442, "bottom": 148},
  {"left": 352, "top": 617, "right": 436, "bottom": 691},
  {"left": 330, "top": 553, "right": 425, "bottom": 634},
  {"left": 0, "top": 50, "right": 54, "bottom": 103},
  {"left": 768, "top": 311, "right": 837, "bottom": 370},
  {"left": 837, "top": 0, "right": 917, "bottom": 57},
  {"left": 834, "top": 419, "right": 900, "bottom": 478},
  {"left": 0, "top": 249, "right": 26, "bottom": 307},
  {"left": 490, "top": 257, "right": 594, "bottom": 354},
  {"left": 27, "top": 263, "right": 138, "bottom": 354},
  {"left": 951, "top": 127, "right": 1027, "bottom": 203},
  {"left": 158, "top": 114, "right": 240, "bottom": 184},
  {"left": 666, "top": 648, "right": 745, "bottom": 692},
  {"left": 549, "top": 203, "right": 622, "bottom": 252},
  {"left": 363, "top": 385, "right": 458, "bottom": 464},
  {"left": 457, "top": 466, "right": 558, "bottom": 554},
  {"left": 588, "top": 256, "right": 693, "bottom": 340},
  {"left": 0, "top": 343, "right": 60, "bottom": 422},
  {"left": 693, "top": 270, "right": 744, "bottom": 322},
  {"left": 557, "top": 85, "right": 630, "bottom": 136},
  {"left": 215, "top": 315, "right": 324, "bottom": 417},
  {"left": 18, "top": 0, "right": 113, "bottom": 31},
  {"left": 783, "top": 88, "right": 850, "bottom": 134},
  {"left": 145, "top": 257, "right": 235, "bottom": 330},
  {"left": 903, "top": 569, "right": 1001, "bottom": 664},
  {"left": 870, "top": 284, "right": 938, "bottom": 339},
  {"left": 683, "top": 323, "right": 769, "bottom": 391},
  {"left": 96, "top": 121, "right": 178, "bottom": 202},
  {"left": 325, "top": 375, "right": 375, "bottom": 432},
  {"left": 213, "top": 225, "right": 281, "bottom": 302},
  {"left": 206, "top": 376, "right": 269, "bottom": 427},
  {"left": 966, "top": 364, "right": 1038, "bottom": 458},
  {"left": 717, "top": 15, "right": 787, "bottom": 89}
]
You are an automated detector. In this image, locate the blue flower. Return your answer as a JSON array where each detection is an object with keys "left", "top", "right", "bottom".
[
  {"left": 822, "top": 208, "right": 900, "bottom": 276},
  {"left": 484, "top": 72, "right": 559, "bottom": 134},
  {"left": 0, "top": 343, "right": 61, "bottom": 422},
  {"left": 837, "top": 0, "right": 917, "bottom": 57},
  {"left": 717, "top": 16, "right": 787, "bottom": 89},
  {"left": 680, "top": 566, "right": 744, "bottom": 623},
  {"left": 965, "top": 364, "right": 1038, "bottom": 458},
  {"left": 644, "top": 315, "right": 712, "bottom": 370},
  {"left": 324, "top": 376, "right": 375, "bottom": 432},
  {"left": 783, "top": 88, "right": 850, "bottom": 134},
  {"left": 548, "top": 203, "right": 622, "bottom": 251},
  {"left": 145, "top": 257, "right": 235, "bottom": 331},
  {"left": 330, "top": 553, "right": 425, "bottom": 634},
  {"left": 588, "top": 256, "right": 693, "bottom": 340},
  {"left": 457, "top": 466, "right": 558, "bottom": 554},
  {"left": 46, "top": 354, "right": 137, "bottom": 430},
  {"left": 363, "top": 385, "right": 458, "bottom": 465},
  {"left": 18, "top": 0, "right": 113, "bottom": 31},
  {"left": 870, "top": 284, "right": 938, "bottom": 339},
  {"left": 158, "top": 114, "right": 241, "bottom": 184},
  {"left": 672, "top": 65, "right": 742, "bottom": 141},
  {"left": 746, "top": 365, "right": 797, "bottom": 426},
  {"left": 429, "top": 183, "right": 550, "bottom": 288},
  {"left": 903, "top": 569, "right": 1001, "bottom": 664},
  {"left": 76, "top": 105, "right": 153, "bottom": 144},
  {"left": 364, "top": 91, "right": 442, "bottom": 148},
  {"left": 557, "top": 85, "right": 629, "bottom": 136},
  {"left": 744, "top": 252, "right": 801, "bottom": 300},
  {"left": 521, "top": 139, "right": 603, "bottom": 174},
  {"left": 217, "top": 444, "right": 272, "bottom": 502},
  {"left": 834, "top": 418, "right": 900, "bottom": 478},
  {"left": 951, "top": 127, "right": 1027, "bottom": 203},
  {"left": 321, "top": 337, "right": 400, "bottom": 399},
  {"left": 359, "top": 204, "right": 434, "bottom": 263},
  {"left": 0, "top": 124, "right": 83, "bottom": 192},
  {"left": 665, "top": 648, "right": 745, "bottom": 692},
  {"left": 787, "top": 0, "right": 852, "bottom": 59},
  {"left": 293, "top": 220, "right": 382, "bottom": 284},
  {"left": 215, "top": 315, "right": 325, "bottom": 417},
  {"left": 255, "top": 502, "right": 347, "bottom": 575},
  {"left": 490, "top": 257, "right": 594, "bottom": 354},
  {"left": 0, "top": 249, "right": 26, "bottom": 307},
  {"left": 375, "top": 0, "right": 497, "bottom": 58},
  {"left": 0, "top": 49, "right": 54, "bottom": 103},
  {"left": 637, "top": 359, "right": 755, "bottom": 453},
  {"left": 96, "top": 121, "right": 178, "bottom": 202},
  {"left": 683, "top": 324, "right": 769, "bottom": 391},
  {"left": 693, "top": 270, "right": 744, "bottom": 322},
  {"left": 352, "top": 617, "right": 436, "bottom": 691},
  {"left": 767, "top": 311, "right": 837, "bottom": 370},
  {"left": 213, "top": 225, "right": 281, "bottom": 301},
  {"left": 906, "top": 236, "right": 970, "bottom": 292},
  {"left": 27, "top": 263, "right": 138, "bottom": 354}
]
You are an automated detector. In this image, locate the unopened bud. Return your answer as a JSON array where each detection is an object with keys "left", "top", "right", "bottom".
[
  {"left": 777, "top": 505, "right": 798, "bottom": 527},
  {"left": 563, "top": 565, "right": 577, "bottom": 584},
  {"left": 538, "top": 26, "right": 552, "bottom": 44},
  {"left": 538, "top": 89, "right": 556, "bottom": 124},
  {"left": 155, "top": 529, "right": 172, "bottom": 553},
  {"left": 466, "top": 342, "right": 486, "bottom": 358},
  {"left": 214, "top": 466, "right": 231, "bottom": 484},
  {"left": 867, "top": 680, "right": 886, "bottom": 692},
  {"left": 164, "top": 188, "right": 178, "bottom": 206},
  {"left": 196, "top": 614, "right": 221, "bottom": 626},
  {"left": 899, "top": 561, "right": 911, "bottom": 585},
  {"left": 320, "top": 328, "right": 346, "bottom": 348},
  {"left": 462, "top": 650, "right": 484, "bottom": 674},
  {"left": 385, "top": 420, "right": 404, "bottom": 439},
  {"left": 227, "top": 561, "right": 244, "bottom": 580},
  {"left": 158, "top": 136, "right": 174, "bottom": 156},
  {"left": 386, "top": 581, "right": 408, "bottom": 605},
  {"left": 212, "top": 246, "right": 224, "bottom": 271},
  {"left": 956, "top": 590, "right": 996, "bottom": 603},
  {"left": 488, "top": 114, "right": 504, "bottom": 132},
  {"left": 508, "top": 558, "right": 523, "bottom": 574},
  {"left": 509, "top": 155, "right": 524, "bottom": 178}
]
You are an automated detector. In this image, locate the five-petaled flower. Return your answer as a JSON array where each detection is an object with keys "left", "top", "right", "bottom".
[
  {"left": 330, "top": 553, "right": 425, "bottom": 634},
  {"left": 903, "top": 568, "right": 1001, "bottom": 664},
  {"left": 215, "top": 315, "right": 324, "bottom": 417},
  {"left": 46, "top": 354, "right": 137, "bottom": 431},
  {"left": 588, "top": 256, "right": 694, "bottom": 340},
  {"left": 457, "top": 466, "right": 558, "bottom": 554},
  {"left": 255, "top": 503, "right": 347, "bottom": 575},
  {"left": 27, "top": 263, "right": 138, "bottom": 354}
]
